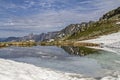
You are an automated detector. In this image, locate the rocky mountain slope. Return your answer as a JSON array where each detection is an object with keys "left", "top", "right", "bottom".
[
  {"left": 67, "top": 7, "right": 120, "bottom": 40},
  {"left": 100, "top": 7, "right": 120, "bottom": 20},
  {"left": 56, "top": 6, "right": 120, "bottom": 41},
  {"left": 56, "top": 21, "right": 94, "bottom": 39}
]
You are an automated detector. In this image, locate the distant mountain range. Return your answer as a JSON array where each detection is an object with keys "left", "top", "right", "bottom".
[
  {"left": 1, "top": 31, "right": 59, "bottom": 42},
  {"left": 1, "top": 7, "right": 120, "bottom": 42},
  {"left": 1, "top": 21, "right": 95, "bottom": 42},
  {"left": 0, "top": 38, "right": 7, "bottom": 42}
]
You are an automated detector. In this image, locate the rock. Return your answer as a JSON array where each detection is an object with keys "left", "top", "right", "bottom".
[{"left": 56, "top": 21, "right": 95, "bottom": 39}]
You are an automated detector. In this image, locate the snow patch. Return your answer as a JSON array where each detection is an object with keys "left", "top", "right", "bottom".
[
  {"left": 0, "top": 58, "right": 119, "bottom": 80},
  {"left": 79, "top": 31, "right": 120, "bottom": 53},
  {"left": 0, "top": 59, "right": 96, "bottom": 80},
  {"left": 81, "top": 32, "right": 120, "bottom": 45},
  {"left": 116, "top": 22, "right": 120, "bottom": 25}
]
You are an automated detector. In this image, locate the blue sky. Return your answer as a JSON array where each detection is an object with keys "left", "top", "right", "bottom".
[{"left": 0, "top": 0, "right": 120, "bottom": 37}]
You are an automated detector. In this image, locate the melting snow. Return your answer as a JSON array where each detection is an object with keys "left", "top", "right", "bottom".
[
  {"left": 0, "top": 58, "right": 120, "bottom": 80},
  {"left": 0, "top": 59, "right": 97, "bottom": 80},
  {"left": 80, "top": 31, "right": 120, "bottom": 53},
  {"left": 81, "top": 32, "right": 120, "bottom": 45}
]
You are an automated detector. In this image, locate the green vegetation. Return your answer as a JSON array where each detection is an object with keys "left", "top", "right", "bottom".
[{"left": 68, "top": 20, "right": 120, "bottom": 40}]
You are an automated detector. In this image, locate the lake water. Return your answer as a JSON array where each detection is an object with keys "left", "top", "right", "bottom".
[{"left": 0, "top": 46, "right": 120, "bottom": 78}]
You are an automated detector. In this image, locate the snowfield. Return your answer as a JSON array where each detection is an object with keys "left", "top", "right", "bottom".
[
  {"left": 81, "top": 32, "right": 120, "bottom": 45},
  {"left": 79, "top": 32, "right": 120, "bottom": 53},
  {"left": 0, "top": 58, "right": 120, "bottom": 80},
  {"left": 0, "top": 59, "right": 97, "bottom": 80}
]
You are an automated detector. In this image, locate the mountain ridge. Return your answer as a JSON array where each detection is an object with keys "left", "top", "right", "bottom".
[{"left": 1, "top": 6, "right": 120, "bottom": 42}]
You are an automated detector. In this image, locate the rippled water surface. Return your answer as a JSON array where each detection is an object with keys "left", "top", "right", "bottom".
[{"left": 0, "top": 46, "right": 120, "bottom": 78}]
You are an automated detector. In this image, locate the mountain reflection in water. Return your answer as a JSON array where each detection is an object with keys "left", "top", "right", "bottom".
[
  {"left": 61, "top": 46, "right": 99, "bottom": 56},
  {"left": 0, "top": 46, "right": 119, "bottom": 78}
]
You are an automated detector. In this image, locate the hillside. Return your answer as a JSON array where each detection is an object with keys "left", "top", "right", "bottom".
[
  {"left": 67, "top": 7, "right": 120, "bottom": 40},
  {"left": 100, "top": 7, "right": 120, "bottom": 20},
  {"left": 56, "top": 21, "right": 94, "bottom": 39}
]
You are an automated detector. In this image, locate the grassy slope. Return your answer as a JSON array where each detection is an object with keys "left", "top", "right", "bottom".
[{"left": 67, "top": 19, "right": 120, "bottom": 40}]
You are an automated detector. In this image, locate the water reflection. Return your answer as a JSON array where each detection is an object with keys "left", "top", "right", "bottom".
[
  {"left": 0, "top": 46, "right": 104, "bottom": 77},
  {"left": 86, "top": 51, "right": 120, "bottom": 71},
  {"left": 61, "top": 46, "right": 99, "bottom": 56},
  {"left": 0, "top": 46, "right": 119, "bottom": 77}
]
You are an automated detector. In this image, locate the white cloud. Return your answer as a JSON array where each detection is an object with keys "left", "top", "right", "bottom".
[{"left": 0, "top": 0, "right": 120, "bottom": 37}]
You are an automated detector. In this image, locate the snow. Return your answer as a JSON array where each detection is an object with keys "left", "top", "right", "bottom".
[
  {"left": 0, "top": 58, "right": 120, "bottom": 80},
  {"left": 87, "top": 47, "right": 117, "bottom": 53},
  {"left": 79, "top": 32, "right": 120, "bottom": 53},
  {"left": 116, "top": 22, "right": 120, "bottom": 25},
  {"left": 1, "top": 32, "right": 120, "bottom": 80},
  {"left": 80, "top": 32, "right": 120, "bottom": 45},
  {"left": 101, "top": 76, "right": 116, "bottom": 80},
  {"left": 0, "top": 58, "right": 97, "bottom": 80}
]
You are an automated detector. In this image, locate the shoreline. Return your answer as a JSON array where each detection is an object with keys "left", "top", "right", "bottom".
[
  {"left": 87, "top": 46, "right": 117, "bottom": 53},
  {"left": 0, "top": 48, "right": 120, "bottom": 80},
  {"left": 77, "top": 31, "right": 120, "bottom": 53}
]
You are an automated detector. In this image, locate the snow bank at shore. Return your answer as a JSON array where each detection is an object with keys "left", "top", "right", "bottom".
[
  {"left": 0, "top": 59, "right": 95, "bottom": 80},
  {"left": 79, "top": 32, "right": 120, "bottom": 53},
  {"left": 81, "top": 32, "right": 120, "bottom": 45},
  {"left": 0, "top": 59, "right": 120, "bottom": 80}
]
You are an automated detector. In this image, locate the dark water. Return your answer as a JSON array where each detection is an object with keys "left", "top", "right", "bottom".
[{"left": 0, "top": 46, "right": 120, "bottom": 77}]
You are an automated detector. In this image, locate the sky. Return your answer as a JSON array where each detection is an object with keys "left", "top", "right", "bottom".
[{"left": 0, "top": 0, "right": 120, "bottom": 37}]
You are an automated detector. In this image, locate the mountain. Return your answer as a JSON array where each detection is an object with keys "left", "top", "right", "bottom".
[
  {"left": 67, "top": 7, "right": 120, "bottom": 40},
  {"left": 2, "top": 7, "right": 120, "bottom": 42},
  {"left": 41, "top": 31, "right": 59, "bottom": 41},
  {"left": 2, "top": 31, "right": 59, "bottom": 42},
  {"left": 0, "top": 38, "right": 7, "bottom": 42},
  {"left": 3, "top": 37, "right": 20, "bottom": 42},
  {"left": 56, "top": 21, "right": 95, "bottom": 39}
]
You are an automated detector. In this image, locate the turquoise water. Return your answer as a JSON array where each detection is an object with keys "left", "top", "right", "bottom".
[{"left": 0, "top": 46, "right": 119, "bottom": 78}]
